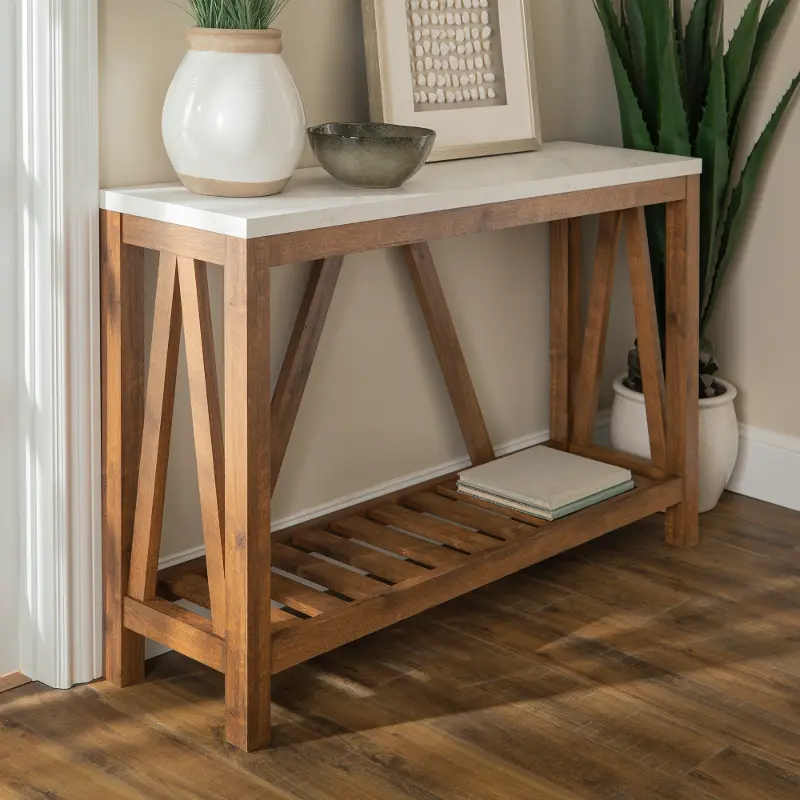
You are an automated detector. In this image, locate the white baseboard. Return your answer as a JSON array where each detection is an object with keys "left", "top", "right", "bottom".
[{"left": 728, "top": 424, "right": 800, "bottom": 512}]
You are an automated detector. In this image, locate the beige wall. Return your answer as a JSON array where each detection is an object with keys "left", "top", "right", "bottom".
[
  {"left": 98, "top": 0, "right": 637, "bottom": 558},
  {"left": 709, "top": 0, "right": 800, "bottom": 437}
]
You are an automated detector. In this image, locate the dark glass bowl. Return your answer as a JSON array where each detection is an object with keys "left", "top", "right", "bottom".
[{"left": 307, "top": 122, "right": 437, "bottom": 189}]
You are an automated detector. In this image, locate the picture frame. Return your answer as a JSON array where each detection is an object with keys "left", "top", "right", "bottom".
[{"left": 362, "top": 0, "right": 542, "bottom": 162}]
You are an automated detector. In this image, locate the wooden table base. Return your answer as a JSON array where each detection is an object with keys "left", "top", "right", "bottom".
[{"left": 101, "top": 175, "right": 700, "bottom": 751}]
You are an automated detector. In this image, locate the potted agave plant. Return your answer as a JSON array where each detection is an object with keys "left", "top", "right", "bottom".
[
  {"left": 163, "top": 0, "right": 304, "bottom": 197},
  {"left": 595, "top": 0, "right": 800, "bottom": 511}
]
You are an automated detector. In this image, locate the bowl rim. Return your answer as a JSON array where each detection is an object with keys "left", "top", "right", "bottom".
[{"left": 307, "top": 122, "right": 436, "bottom": 141}]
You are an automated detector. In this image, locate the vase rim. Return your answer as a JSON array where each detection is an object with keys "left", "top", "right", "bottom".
[
  {"left": 187, "top": 27, "right": 283, "bottom": 54},
  {"left": 612, "top": 373, "right": 738, "bottom": 408}
]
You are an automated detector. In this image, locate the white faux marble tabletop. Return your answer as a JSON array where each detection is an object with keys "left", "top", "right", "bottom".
[{"left": 100, "top": 141, "right": 701, "bottom": 240}]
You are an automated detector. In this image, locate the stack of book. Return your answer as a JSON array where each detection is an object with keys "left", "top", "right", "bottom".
[{"left": 457, "top": 445, "right": 634, "bottom": 521}]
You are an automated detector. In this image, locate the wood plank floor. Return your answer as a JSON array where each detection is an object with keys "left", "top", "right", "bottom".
[{"left": 2, "top": 491, "right": 799, "bottom": 799}]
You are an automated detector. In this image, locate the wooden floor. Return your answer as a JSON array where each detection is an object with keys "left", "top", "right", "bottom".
[{"left": 2, "top": 491, "right": 800, "bottom": 799}]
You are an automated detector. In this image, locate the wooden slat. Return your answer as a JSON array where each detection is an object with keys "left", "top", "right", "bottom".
[
  {"left": 624, "top": 208, "right": 667, "bottom": 468},
  {"left": 368, "top": 504, "right": 499, "bottom": 553},
  {"left": 571, "top": 212, "right": 623, "bottom": 447},
  {"left": 405, "top": 491, "right": 532, "bottom": 541},
  {"left": 254, "top": 178, "right": 688, "bottom": 267},
  {"left": 158, "top": 556, "right": 207, "bottom": 582},
  {"left": 402, "top": 242, "right": 495, "bottom": 467},
  {"left": 223, "top": 237, "right": 272, "bottom": 751},
  {"left": 568, "top": 217, "right": 583, "bottom": 425},
  {"left": 271, "top": 256, "right": 343, "bottom": 491},
  {"left": 123, "top": 597, "right": 225, "bottom": 672},
  {"left": 159, "top": 570, "right": 211, "bottom": 609},
  {"left": 271, "top": 606, "right": 299, "bottom": 623},
  {"left": 122, "top": 215, "right": 227, "bottom": 265},
  {"left": 270, "top": 573, "right": 349, "bottom": 617},
  {"left": 178, "top": 257, "right": 226, "bottom": 635},
  {"left": 272, "top": 542, "right": 388, "bottom": 601},
  {"left": 288, "top": 528, "right": 426, "bottom": 583},
  {"left": 271, "top": 476, "right": 684, "bottom": 673},
  {"left": 273, "top": 471, "right": 460, "bottom": 544},
  {"left": 665, "top": 176, "right": 700, "bottom": 547},
  {"left": 101, "top": 210, "right": 146, "bottom": 686},
  {"left": 331, "top": 516, "right": 469, "bottom": 568},
  {"left": 436, "top": 481, "right": 548, "bottom": 528},
  {"left": 128, "top": 253, "right": 182, "bottom": 603},
  {"left": 549, "top": 219, "right": 570, "bottom": 445},
  {"left": 157, "top": 561, "right": 297, "bottom": 624},
  {"left": 566, "top": 443, "right": 669, "bottom": 481}
]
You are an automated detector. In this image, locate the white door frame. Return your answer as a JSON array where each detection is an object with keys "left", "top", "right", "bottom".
[
  {"left": 1, "top": 0, "right": 21, "bottom": 679},
  {"left": 16, "top": 0, "right": 102, "bottom": 688}
]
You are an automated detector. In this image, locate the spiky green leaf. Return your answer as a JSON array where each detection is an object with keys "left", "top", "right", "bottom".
[
  {"left": 702, "top": 71, "right": 800, "bottom": 331},
  {"left": 624, "top": 0, "right": 656, "bottom": 133},
  {"left": 753, "top": 0, "right": 794, "bottom": 69},
  {"left": 684, "top": 0, "right": 722, "bottom": 137},
  {"left": 632, "top": 0, "right": 674, "bottom": 136},
  {"left": 731, "top": 0, "right": 795, "bottom": 151},
  {"left": 185, "top": 0, "right": 291, "bottom": 29},
  {"left": 658, "top": 34, "right": 691, "bottom": 156},
  {"left": 593, "top": 0, "right": 636, "bottom": 83},
  {"left": 725, "top": 0, "right": 763, "bottom": 127},
  {"left": 673, "top": 0, "right": 688, "bottom": 106},
  {"left": 641, "top": 0, "right": 673, "bottom": 89},
  {"left": 674, "top": 0, "right": 685, "bottom": 44},
  {"left": 695, "top": 24, "right": 729, "bottom": 306},
  {"left": 620, "top": 0, "right": 630, "bottom": 45},
  {"left": 601, "top": 25, "right": 656, "bottom": 152}
]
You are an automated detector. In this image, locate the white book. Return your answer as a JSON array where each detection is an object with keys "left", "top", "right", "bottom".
[{"left": 458, "top": 446, "right": 633, "bottom": 515}]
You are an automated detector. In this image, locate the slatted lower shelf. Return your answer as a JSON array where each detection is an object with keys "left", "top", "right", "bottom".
[{"left": 155, "top": 472, "right": 682, "bottom": 674}]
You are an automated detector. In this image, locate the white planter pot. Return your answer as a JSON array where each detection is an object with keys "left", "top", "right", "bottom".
[
  {"left": 163, "top": 28, "right": 305, "bottom": 198},
  {"left": 609, "top": 374, "right": 739, "bottom": 513}
]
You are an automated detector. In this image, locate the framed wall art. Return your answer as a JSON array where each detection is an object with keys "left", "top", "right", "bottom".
[{"left": 362, "top": 0, "right": 542, "bottom": 161}]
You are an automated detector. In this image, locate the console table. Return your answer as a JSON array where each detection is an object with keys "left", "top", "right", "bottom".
[{"left": 100, "top": 141, "right": 701, "bottom": 752}]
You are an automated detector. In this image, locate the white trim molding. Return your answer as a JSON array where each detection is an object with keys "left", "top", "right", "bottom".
[
  {"left": 0, "top": 0, "right": 22, "bottom": 677},
  {"left": 728, "top": 424, "right": 800, "bottom": 512},
  {"left": 17, "top": 0, "right": 102, "bottom": 688}
]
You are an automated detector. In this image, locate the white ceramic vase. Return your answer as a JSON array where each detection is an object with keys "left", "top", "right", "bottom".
[
  {"left": 609, "top": 374, "right": 739, "bottom": 513},
  {"left": 162, "top": 28, "right": 305, "bottom": 198}
]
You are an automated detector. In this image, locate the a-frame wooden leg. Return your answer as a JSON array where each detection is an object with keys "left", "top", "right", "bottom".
[
  {"left": 571, "top": 212, "right": 623, "bottom": 447},
  {"left": 128, "top": 253, "right": 182, "bottom": 603},
  {"left": 568, "top": 218, "right": 583, "bottom": 427},
  {"left": 549, "top": 218, "right": 583, "bottom": 448},
  {"left": 101, "top": 210, "right": 146, "bottom": 685},
  {"left": 665, "top": 177, "right": 700, "bottom": 547},
  {"left": 401, "top": 242, "right": 495, "bottom": 466},
  {"left": 624, "top": 208, "right": 667, "bottom": 468},
  {"left": 224, "top": 237, "right": 272, "bottom": 751},
  {"left": 549, "top": 219, "right": 570, "bottom": 447},
  {"left": 271, "top": 256, "right": 343, "bottom": 491},
  {"left": 178, "top": 257, "right": 227, "bottom": 635}
]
